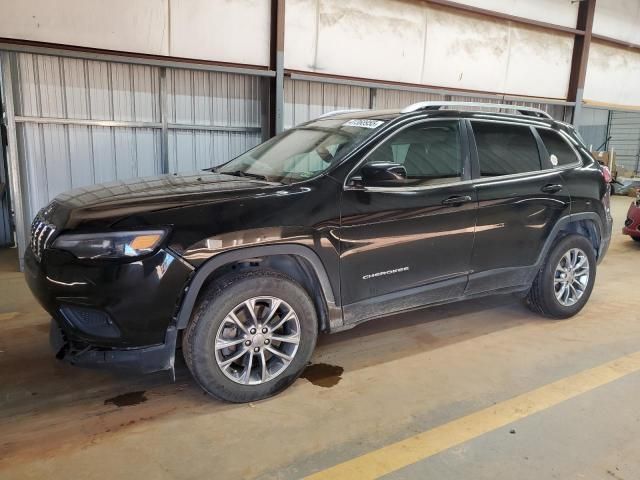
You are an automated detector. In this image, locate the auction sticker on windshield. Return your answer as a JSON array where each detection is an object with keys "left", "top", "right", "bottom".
[{"left": 343, "top": 119, "right": 384, "bottom": 129}]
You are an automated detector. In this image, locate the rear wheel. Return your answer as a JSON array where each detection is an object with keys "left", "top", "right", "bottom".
[
  {"left": 633, "top": 236, "right": 640, "bottom": 243},
  {"left": 183, "top": 270, "right": 318, "bottom": 402},
  {"left": 526, "top": 234, "right": 597, "bottom": 319}
]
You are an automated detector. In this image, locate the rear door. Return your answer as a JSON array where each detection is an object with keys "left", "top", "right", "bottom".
[
  {"left": 337, "top": 119, "right": 477, "bottom": 324},
  {"left": 466, "top": 120, "right": 570, "bottom": 295}
]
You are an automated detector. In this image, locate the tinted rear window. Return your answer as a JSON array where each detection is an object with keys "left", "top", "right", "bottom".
[
  {"left": 472, "top": 122, "right": 542, "bottom": 176},
  {"left": 537, "top": 128, "right": 579, "bottom": 167}
]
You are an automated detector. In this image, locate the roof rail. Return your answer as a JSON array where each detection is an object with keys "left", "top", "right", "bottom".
[
  {"left": 400, "top": 101, "right": 553, "bottom": 119},
  {"left": 317, "top": 109, "right": 365, "bottom": 118}
]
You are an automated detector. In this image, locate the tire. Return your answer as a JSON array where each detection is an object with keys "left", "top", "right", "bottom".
[
  {"left": 183, "top": 270, "right": 318, "bottom": 403},
  {"left": 526, "top": 234, "right": 597, "bottom": 319},
  {"left": 633, "top": 236, "right": 640, "bottom": 243}
]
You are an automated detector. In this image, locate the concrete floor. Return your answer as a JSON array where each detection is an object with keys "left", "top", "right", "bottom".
[{"left": 1, "top": 195, "right": 639, "bottom": 480}]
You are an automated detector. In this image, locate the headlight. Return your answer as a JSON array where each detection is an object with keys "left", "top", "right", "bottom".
[{"left": 52, "top": 230, "right": 167, "bottom": 259}]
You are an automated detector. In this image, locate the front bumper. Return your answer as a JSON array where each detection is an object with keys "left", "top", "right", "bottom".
[
  {"left": 50, "top": 318, "right": 178, "bottom": 374},
  {"left": 623, "top": 201, "right": 640, "bottom": 238},
  {"left": 25, "top": 245, "right": 193, "bottom": 372}
]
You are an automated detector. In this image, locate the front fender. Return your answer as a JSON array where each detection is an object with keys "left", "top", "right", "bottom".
[{"left": 173, "top": 243, "right": 342, "bottom": 331}]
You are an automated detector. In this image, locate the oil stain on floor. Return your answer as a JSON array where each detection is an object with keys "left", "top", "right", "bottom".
[
  {"left": 104, "top": 391, "right": 148, "bottom": 407},
  {"left": 301, "top": 363, "right": 344, "bottom": 388}
]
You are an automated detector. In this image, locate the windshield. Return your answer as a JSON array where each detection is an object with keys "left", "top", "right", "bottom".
[{"left": 217, "top": 118, "right": 385, "bottom": 183}]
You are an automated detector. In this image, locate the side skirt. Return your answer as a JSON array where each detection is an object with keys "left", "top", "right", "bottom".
[{"left": 337, "top": 279, "right": 531, "bottom": 333}]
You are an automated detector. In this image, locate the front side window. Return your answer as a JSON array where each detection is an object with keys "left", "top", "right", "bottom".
[
  {"left": 537, "top": 128, "right": 579, "bottom": 167},
  {"left": 217, "top": 118, "right": 385, "bottom": 184},
  {"left": 362, "top": 120, "right": 463, "bottom": 186},
  {"left": 472, "top": 122, "right": 542, "bottom": 177}
]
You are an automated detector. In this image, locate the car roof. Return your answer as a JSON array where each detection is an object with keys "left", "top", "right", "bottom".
[
  {"left": 314, "top": 107, "right": 587, "bottom": 148},
  {"left": 322, "top": 108, "right": 558, "bottom": 127}
]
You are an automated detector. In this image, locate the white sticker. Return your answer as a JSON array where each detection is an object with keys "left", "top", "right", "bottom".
[
  {"left": 343, "top": 119, "right": 384, "bottom": 129},
  {"left": 550, "top": 154, "right": 559, "bottom": 166}
]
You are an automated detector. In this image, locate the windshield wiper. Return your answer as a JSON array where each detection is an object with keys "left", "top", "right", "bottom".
[{"left": 218, "top": 170, "right": 271, "bottom": 182}]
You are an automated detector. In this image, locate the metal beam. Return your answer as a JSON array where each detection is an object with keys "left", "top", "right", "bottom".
[
  {"left": 419, "top": 0, "right": 586, "bottom": 36},
  {"left": 12, "top": 116, "right": 261, "bottom": 133},
  {"left": 269, "top": 0, "right": 285, "bottom": 136},
  {"left": 0, "top": 39, "right": 276, "bottom": 78},
  {"left": 167, "top": 124, "right": 262, "bottom": 133},
  {"left": 160, "top": 67, "right": 169, "bottom": 174},
  {"left": 14, "top": 116, "right": 162, "bottom": 129},
  {"left": 568, "top": 0, "right": 596, "bottom": 126},
  {"left": 592, "top": 34, "right": 640, "bottom": 52}
]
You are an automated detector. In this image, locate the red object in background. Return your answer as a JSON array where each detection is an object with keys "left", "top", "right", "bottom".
[
  {"left": 601, "top": 165, "right": 613, "bottom": 184},
  {"left": 623, "top": 192, "right": 640, "bottom": 242}
]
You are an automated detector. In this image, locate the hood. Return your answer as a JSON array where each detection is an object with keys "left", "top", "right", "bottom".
[{"left": 42, "top": 171, "right": 278, "bottom": 229}]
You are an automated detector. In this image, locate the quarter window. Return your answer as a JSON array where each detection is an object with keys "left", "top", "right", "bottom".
[
  {"left": 363, "top": 121, "right": 462, "bottom": 186},
  {"left": 537, "top": 128, "right": 579, "bottom": 167},
  {"left": 472, "top": 122, "right": 542, "bottom": 176}
]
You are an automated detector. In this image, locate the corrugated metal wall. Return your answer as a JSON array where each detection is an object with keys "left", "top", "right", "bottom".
[
  {"left": 578, "top": 107, "right": 610, "bottom": 151},
  {"left": 609, "top": 110, "right": 640, "bottom": 176},
  {"left": 284, "top": 78, "right": 570, "bottom": 129},
  {"left": 167, "top": 69, "right": 262, "bottom": 172},
  {"left": 284, "top": 78, "right": 370, "bottom": 129},
  {"left": 372, "top": 89, "right": 445, "bottom": 109},
  {"left": 6, "top": 51, "right": 264, "bottom": 225},
  {"left": 13, "top": 54, "right": 162, "bottom": 219}
]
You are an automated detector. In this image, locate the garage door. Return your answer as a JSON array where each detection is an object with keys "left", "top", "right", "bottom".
[{"left": 609, "top": 111, "right": 640, "bottom": 176}]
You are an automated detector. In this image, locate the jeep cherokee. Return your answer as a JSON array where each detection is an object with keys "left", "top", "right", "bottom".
[{"left": 25, "top": 102, "right": 613, "bottom": 402}]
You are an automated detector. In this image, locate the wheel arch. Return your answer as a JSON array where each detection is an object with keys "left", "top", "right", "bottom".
[
  {"left": 537, "top": 213, "right": 604, "bottom": 266},
  {"left": 174, "top": 244, "right": 342, "bottom": 333}
]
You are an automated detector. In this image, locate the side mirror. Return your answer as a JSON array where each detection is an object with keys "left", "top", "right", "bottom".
[{"left": 360, "top": 162, "right": 407, "bottom": 187}]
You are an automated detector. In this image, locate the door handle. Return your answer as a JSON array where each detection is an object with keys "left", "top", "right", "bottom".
[
  {"left": 441, "top": 195, "right": 473, "bottom": 206},
  {"left": 541, "top": 184, "right": 563, "bottom": 194}
]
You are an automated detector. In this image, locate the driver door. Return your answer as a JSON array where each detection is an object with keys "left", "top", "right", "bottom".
[{"left": 337, "top": 119, "right": 477, "bottom": 325}]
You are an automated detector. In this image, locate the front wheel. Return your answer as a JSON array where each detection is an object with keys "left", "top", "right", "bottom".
[
  {"left": 183, "top": 270, "right": 318, "bottom": 402},
  {"left": 526, "top": 234, "right": 597, "bottom": 319}
]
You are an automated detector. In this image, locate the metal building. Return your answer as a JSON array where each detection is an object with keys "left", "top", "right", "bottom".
[{"left": 1, "top": 0, "right": 639, "bottom": 267}]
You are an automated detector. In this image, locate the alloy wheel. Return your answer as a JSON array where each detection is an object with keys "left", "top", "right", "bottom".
[
  {"left": 554, "top": 248, "right": 590, "bottom": 307},
  {"left": 214, "top": 296, "right": 301, "bottom": 385}
]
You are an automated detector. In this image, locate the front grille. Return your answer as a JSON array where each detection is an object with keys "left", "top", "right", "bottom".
[{"left": 30, "top": 217, "right": 57, "bottom": 260}]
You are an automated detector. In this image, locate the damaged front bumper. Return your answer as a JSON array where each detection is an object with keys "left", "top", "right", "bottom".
[{"left": 49, "top": 318, "right": 178, "bottom": 378}]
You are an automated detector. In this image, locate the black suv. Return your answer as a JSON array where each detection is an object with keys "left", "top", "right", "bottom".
[{"left": 25, "top": 102, "right": 612, "bottom": 402}]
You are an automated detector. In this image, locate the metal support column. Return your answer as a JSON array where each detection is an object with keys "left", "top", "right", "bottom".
[
  {"left": 160, "top": 67, "right": 169, "bottom": 173},
  {"left": 369, "top": 88, "right": 377, "bottom": 109},
  {"left": 270, "top": 0, "right": 285, "bottom": 136},
  {"left": 568, "top": 0, "right": 596, "bottom": 127},
  {"left": 0, "top": 52, "right": 27, "bottom": 268}
]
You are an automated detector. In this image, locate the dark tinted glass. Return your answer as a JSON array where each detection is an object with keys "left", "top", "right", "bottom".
[
  {"left": 472, "top": 122, "right": 541, "bottom": 176},
  {"left": 365, "top": 121, "right": 462, "bottom": 185},
  {"left": 537, "top": 128, "right": 578, "bottom": 167}
]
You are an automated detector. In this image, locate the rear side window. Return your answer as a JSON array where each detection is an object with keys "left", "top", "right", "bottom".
[
  {"left": 472, "top": 122, "right": 542, "bottom": 176},
  {"left": 537, "top": 128, "right": 579, "bottom": 167}
]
